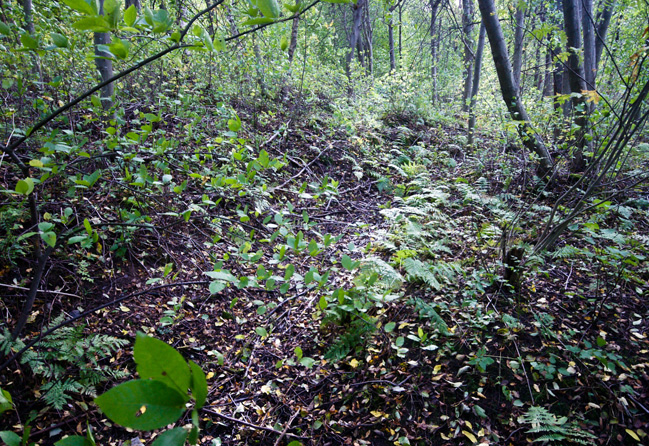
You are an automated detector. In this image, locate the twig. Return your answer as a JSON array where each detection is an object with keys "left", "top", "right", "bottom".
[
  {"left": 202, "top": 408, "right": 308, "bottom": 440},
  {"left": 272, "top": 408, "right": 302, "bottom": 446},
  {"left": 0, "top": 283, "right": 82, "bottom": 300},
  {"left": 273, "top": 146, "right": 330, "bottom": 190}
]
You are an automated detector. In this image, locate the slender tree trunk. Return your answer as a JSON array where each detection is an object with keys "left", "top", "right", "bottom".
[
  {"left": 477, "top": 0, "right": 553, "bottom": 175},
  {"left": 287, "top": 0, "right": 301, "bottom": 64},
  {"left": 389, "top": 17, "right": 396, "bottom": 71},
  {"left": 595, "top": 0, "right": 614, "bottom": 68},
  {"left": 345, "top": 0, "right": 366, "bottom": 80},
  {"left": 430, "top": 0, "right": 440, "bottom": 103},
  {"left": 468, "top": 22, "right": 486, "bottom": 146},
  {"left": 363, "top": 6, "right": 374, "bottom": 75},
  {"left": 23, "top": 0, "right": 42, "bottom": 83},
  {"left": 125, "top": 0, "right": 141, "bottom": 10},
  {"left": 581, "top": 0, "right": 596, "bottom": 87},
  {"left": 562, "top": 0, "right": 589, "bottom": 170},
  {"left": 512, "top": 4, "right": 525, "bottom": 88},
  {"left": 461, "top": 0, "right": 475, "bottom": 111},
  {"left": 398, "top": 2, "right": 402, "bottom": 60},
  {"left": 94, "top": 0, "right": 114, "bottom": 112}
]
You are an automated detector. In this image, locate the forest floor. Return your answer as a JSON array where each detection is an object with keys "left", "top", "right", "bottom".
[{"left": 2, "top": 93, "right": 649, "bottom": 446}]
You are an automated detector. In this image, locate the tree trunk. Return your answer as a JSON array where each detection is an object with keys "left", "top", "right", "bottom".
[
  {"left": 595, "top": 0, "right": 614, "bottom": 68},
  {"left": 388, "top": 18, "right": 396, "bottom": 72},
  {"left": 362, "top": 6, "right": 373, "bottom": 75},
  {"left": 468, "top": 22, "right": 486, "bottom": 146},
  {"left": 94, "top": 0, "right": 114, "bottom": 112},
  {"left": 287, "top": 0, "right": 300, "bottom": 64},
  {"left": 512, "top": 4, "right": 525, "bottom": 89},
  {"left": 581, "top": 0, "right": 596, "bottom": 87},
  {"left": 430, "top": 0, "right": 440, "bottom": 103},
  {"left": 125, "top": 0, "right": 141, "bottom": 10},
  {"left": 461, "top": 0, "right": 475, "bottom": 111},
  {"left": 345, "top": 0, "right": 366, "bottom": 80},
  {"left": 23, "top": 0, "right": 42, "bottom": 83},
  {"left": 477, "top": 0, "right": 553, "bottom": 176},
  {"left": 562, "top": 0, "right": 589, "bottom": 170}
]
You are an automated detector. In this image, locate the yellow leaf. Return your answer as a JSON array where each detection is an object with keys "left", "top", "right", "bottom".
[
  {"left": 626, "top": 429, "right": 640, "bottom": 441},
  {"left": 349, "top": 358, "right": 359, "bottom": 369},
  {"left": 370, "top": 410, "right": 384, "bottom": 418},
  {"left": 462, "top": 430, "right": 477, "bottom": 443},
  {"left": 206, "top": 372, "right": 214, "bottom": 380},
  {"left": 433, "top": 364, "right": 442, "bottom": 374}
]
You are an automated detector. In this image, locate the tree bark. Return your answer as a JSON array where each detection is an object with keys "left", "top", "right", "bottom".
[
  {"left": 581, "top": 0, "right": 596, "bottom": 87},
  {"left": 125, "top": 0, "right": 141, "bottom": 10},
  {"left": 461, "top": 0, "right": 475, "bottom": 111},
  {"left": 595, "top": 0, "right": 614, "bottom": 69},
  {"left": 345, "top": 0, "right": 366, "bottom": 79},
  {"left": 562, "top": 0, "right": 589, "bottom": 170},
  {"left": 287, "top": 0, "right": 301, "bottom": 64},
  {"left": 94, "top": 0, "right": 114, "bottom": 111},
  {"left": 388, "top": 16, "right": 396, "bottom": 71},
  {"left": 478, "top": 0, "right": 553, "bottom": 175},
  {"left": 430, "top": 0, "right": 441, "bottom": 103},
  {"left": 512, "top": 4, "right": 525, "bottom": 89},
  {"left": 468, "top": 22, "right": 486, "bottom": 146}
]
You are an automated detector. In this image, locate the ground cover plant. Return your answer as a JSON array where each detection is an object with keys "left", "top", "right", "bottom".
[{"left": 0, "top": 0, "right": 648, "bottom": 445}]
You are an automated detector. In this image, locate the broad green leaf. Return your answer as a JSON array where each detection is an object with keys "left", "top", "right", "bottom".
[
  {"left": 320, "top": 0, "right": 351, "bottom": 3},
  {"left": 15, "top": 178, "right": 34, "bottom": 195},
  {"left": 83, "top": 218, "right": 92, "bottom": 235},
  {"left": 284, "top": 264, "right": 295, "bottom": 281},
  {"left": 188, "top": 361, "right": 207, "bottom": 409},
  {"left": 72, "top": 17, "right": 112, "bottom": 32},
  {"left": 95, "top": 380, "right": 185, "bottom": 430},
  {"left": 103, "top": 0, "right": 119, "bottom": 15},
  {"left": 20, "top": 32, "right": 38, "bottom": 49},
  {"left": 341, "top": 254, "right": 354, "bottom": 271},
  {"left": 124, "top": 4, "right": 137, "bottom": 26},
  {"left": 0, "top": 388, "right": 12, "bottom": 414},
  {"left": 109, "top": 38, "right": 129, "bottom": 59},
  {"left": 151, "top": 427, "right": 188, "bottom": 446},
  {"left": 241, "top": 17, "right": 275, "bottom": 26},
  {"left": 227, "top": 115, "right": 241, "bottom": 132},
  {"left": 256, "top": 0, "right": 280, "bottom": 18},
  {"left": 0, "top": 22, "right": 11, "bottom": 36},
  {"left": 209, "top": 281, "right": 226, "bottom": 294},
  {"left": 384, "top": 322, "right": 396, "bottom": 333},
  {"left": 55, "top": 436, "right": 92, "bottom": 446},
  {"left": 134, "top": 333, "right": 191, "bottom": 398},
  {"left": 0, "top": 431, "right": 21, "bottom": 446},
  {"left": 61, "top": 0, "right": 96, "bottom": 14},
  {"left": 280, "top": 35, "right": 289, "bottom": 51},
  {"left": 204, "top": 270, "right": 237, "bottom": 282},
  {"left": 188, "top": 425, "right": 198, "bottom": 445},
  {"left": 41, "top": 231, "right": 56, "bottom": 248}
]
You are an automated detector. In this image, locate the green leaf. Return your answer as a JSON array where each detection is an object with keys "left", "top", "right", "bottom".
[
  {"left": 73, "top": 17, "right": 112, "bottom": 32},
  {"left": 284, "top": 264, "right": 295, "bottom": 281},
  {"left": 204, "top": 270, "right": 237, "bottom": 282},
  {"left": 134, "top": 333, "right": 191, "bottom": 398},
  {"left": 103, "top": 0, "right": 119, "bottom": 15},
  {"left": 83, "top": 218, "right": 92, "bottom": 235},
  {"left": 15, "top": 178, "right": 34, "bottom": 195},
  {"left": 189, "top": 361, "right": 207, "bottom": 410},
  {"left": 55, "top": 436, "right": 92, "bottom": 446},
  {"left": 109, "top": 38, "right": 130, "bottom": 59},
  {"left": 256, "top": 0, "right": 281, "bottom": 18},
  {"left": 384, "top": 322, "right": 396, "bottom": 333},
  {"left": 318, "top": 295, "right": 328, "bottom": 310},
  {"left": 341, "top": 254, "right": 354, "bottom": 271},
  {"left": 241, "top": 17, "right": 275, "bottom": 26},
  {"left": 20, "top": 32, "right": 38, "bottom": 49},
  {"left": 41, "top": 231, "right": 56, "bottom": 248},
  {"left": 0, "top": 388, "right": 13, "bottom": 415},
  {"left": 227, "top": 114, "right": 241, "bottom": 132},
  {"left": 95, "top": 380, "right": 186, "bottom": 430},
  {"left": 151, "top": 427, "right": 188, "bottom": 446},
  {"left": 61, "top": 0, "right": 97, "bottom": 14},
  {"left": 188, "top": 425, "right": 198, "bottom": 445},
  {"left": 0, "top": 22, "right": 11, "bottom": 36},
  {"left": 0, "top": 431, "right": 21, "bottom": 446},
  {"left": 209, "top": 281, "right": 226, "bottom": 294},
  {"left": 124, "top": 4, "right": 137, "bottom": 26},
  {"left": 280, "top": 35, "right": 289, "bottom": 51},
  {"left": 51, "top": 32, "right": 69, "bottom": 48}
]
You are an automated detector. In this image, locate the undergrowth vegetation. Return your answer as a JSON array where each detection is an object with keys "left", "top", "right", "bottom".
[{"left": 0, "top": 0, "right": 648, "bottom": 445}]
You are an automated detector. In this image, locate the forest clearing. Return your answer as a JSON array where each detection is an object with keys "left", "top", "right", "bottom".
[{"left": 0, "top": 0, "right": 648, "bottom": 445}]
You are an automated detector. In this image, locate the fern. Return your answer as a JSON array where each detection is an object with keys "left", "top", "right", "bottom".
[
  {"left": 519, "top": 406, "right": 597, "bottom": 445},
  {"left": 402, "top": 258, "right": 462, "bottom": 291},
  {"left": 411, "top": 298, "right": 452, "bottom": 336},
  {"left": 324, "top": 319, "right": 376, "bottom": 361},
  {"left": 0, "top": 315, "right": 129, "bottom": 409},
  {"left": 358, "top": 256, "right": 404, "bottom": 291}
]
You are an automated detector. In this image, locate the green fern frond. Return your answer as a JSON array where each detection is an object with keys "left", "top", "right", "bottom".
[{"left": 519, "top": 406, "right": 597, "bottom": 444}]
